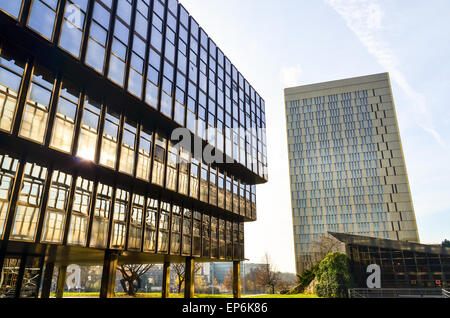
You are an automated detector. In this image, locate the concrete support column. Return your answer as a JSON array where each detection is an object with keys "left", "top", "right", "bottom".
[
  {"left": 184, "top": 257, "right": 195, "bottom": 299},
  {"left": 100, "top": 251, "right": 119, "bottom": 299},
  {"left": 56, "top": 265, "right": 67, "bottom": 298},
  {"left": 233, "top": 261, "right": 241, "bottom": 298},
  {"left": 41, "top": 262, "right": 55, "bottom": 298},
  {"left": 41, "top": 246, "right": 57, "bottom": 298},
  {"left": 162, "top": 261, "right": 171, "bottom": 298}
]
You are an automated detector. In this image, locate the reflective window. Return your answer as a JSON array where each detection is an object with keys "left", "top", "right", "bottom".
[
  {"left": 211, "top": 216, "right": 218, "bottom": 258},
  {"left": 90, "top": 182, "right": 112, "bottom": 248},
  {"left": 85, "top": 0, "right": 112, "bottom": 73},
  {"left": 50, "top": 80, "right": 79, "bottom": 153},
  {"left": 170, "top": 205, "right": 181, "bottom": 254},
  {"left": 143, "top": 198, "right": 158, "bottom": 252},
  {"left": 59, "top": 0, "right": 89, "bottom": 58},
  {"left": 233, "top": 179, "right": 239, "bottom": 215},
  {"left": 41, "top": 170, "right": 72, "bottom": 243},
  {"left": 157, "top": 200, "right": 170, "bottom": 253},
  {"left": 166, "top": 142, "right": 178, "bottom": 191},
  {"left": 77, "top": 97, "right": 101, "bottom": 161},
  {"left": 0, "top": 0, "right": 24, "bottom": 19},
  {"left": 189, "top": 158, "right": 199, "bottom": 198},
  {"left": 226, "top": 220, "right": 232, "bottom": 259},
  {"left": 67, "top": 176, "right": 93, "bottom": 246},
  {"left": 108, "top": 0, "right": 132, "bottom": 87},
  {"left": 136, "top": 128, "right": 152, "bottom": 181},
  {"left": 192, "top": 211, "right": 201, "bottom": 256},
  {"left": 119, "top": 121, "right": 136, "bottom": 175},
  {"left": 0, "top": 48, "right": 25, "bottom": 133},
  {"left": 152, "top": 133, "right": 166, "bottom": 186},
  {"left": 11, "top": 162, "right": 48, "bottom": 241},
  {"left": 128, "top": 194, "right": 144, "bottom": 250},
  {"left": 202, "top": 214, "right": 210, "bottom": 258},
  {"left": 19, "top": 65, "right": 55, "bottom": 144},
  {"left": 27, "top": 0, "right": 59, "bottom": 40},
  {"left": 182, "top": 208, "right": 191, "bottom": 255},
  {"left": 225, "top": 176, "right": 232, "bottom": 212},
  {"left": 217, "top": 172, "right": 224, "bottom": 209},
  {"left": 99, "top": 110, "right": 120, "bottom": 169},
  {"left": 178, "top": 149, "right": 189, "bottom": 195},
  {"left": 145, "top": 48, "right": 160, "bottom": 108},
  {"left": 200, "top": 165, "right": 208, "bottom": 203},
  {"left": 209, "top": 168, "right": 217, "bottom": 206},
  {"left": 0, "top": 154, "right": 19, "bottom": 239},
  {"left": 111, "top": 188, "right": 128, "bottom": 249},
  {"left": 218, "top": 219, "right": 225, "bottom": 259},
  {"left": 128, "top": 0, "right": 149, "bottom": 98}
]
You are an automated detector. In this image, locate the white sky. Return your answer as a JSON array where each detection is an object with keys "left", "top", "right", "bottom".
[{"left": 180, "top": 0, "right": 450, "bottom": 273}]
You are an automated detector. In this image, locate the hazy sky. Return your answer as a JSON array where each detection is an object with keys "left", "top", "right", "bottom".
[{"left": 179, "top": 0, "right": 450, "bottom": 273}]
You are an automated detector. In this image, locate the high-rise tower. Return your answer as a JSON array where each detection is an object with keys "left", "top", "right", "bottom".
[{"left": 285, "top": 73, "right": 419, "bottom": 274}]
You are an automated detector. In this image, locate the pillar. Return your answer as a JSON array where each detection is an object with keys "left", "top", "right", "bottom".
[
  {"left": 56, "top": 265, "right": 67, "bottom": 298},
  {"left": 100, "top": 251, "right": 119, "bottom": 298},
  {"left": 233, "top": 261, "right": 241, "bottom": 298},
  {"left": 41, "top": 262, "right": 55, "bottom": 298},
  {"left": 184, "top": 257, "right": 195, "bottom": 298},
  {"left": 41, "top": 246, "right": 57, "bottom": 298},
  {"left": 162, "top": 261, "right": 171, "bottom": 298}
]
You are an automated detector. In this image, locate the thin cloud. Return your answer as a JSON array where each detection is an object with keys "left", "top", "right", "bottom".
[
  {"left": 281, "top": 64, "right": 303, "bottom": 88},
  {"left": 325, "top": 0, "right": 447, "bottom": 149}
]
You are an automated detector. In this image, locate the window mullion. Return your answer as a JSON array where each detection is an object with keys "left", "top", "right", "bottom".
[
  {"left": 43, "top": 75, "right": 63, "bottom": 148},
  {"left": 123, "top": 0, "right": 138, "bottom": 93},
  {"left": 52, "top": 0, "right": 67, "bottom": 45},
  {"left": 11, "top": 56, "right": 34, "bottom": 136},
  {"left": 35, "top": 165, "right": 55, "bottom": 243},
  {"left": 0, "top": 156, "right": 26, "bottom": 274},
  {"left": 61, "top": 171, "right": 79, "bottom": 245},
  {"left": 102, "top": 0, "right": 119, "bottom": 79},
  {"left": 79, "top": 0, "right": 96, "bottom": 62}
]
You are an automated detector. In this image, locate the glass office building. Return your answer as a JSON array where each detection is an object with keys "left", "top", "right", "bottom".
[
  {"left": 331, "top": 232, "right": 450, "bottom": 290},
  {"left": 284, "top": 73, "right": 419, "bottom": 274},
  {"left": 0, "top": 0, "right": 267, "bottom": 298}
]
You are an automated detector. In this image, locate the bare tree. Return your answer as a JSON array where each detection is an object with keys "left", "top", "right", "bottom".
[
  {"left": 172, "top": 263, "right": 203, "bottom": 294},
  {"left": 255, "top": 253, "right": 281, "bottom": 294},
  {"left": 305, "top": 235, "right": 344, "bottom": 270},
  {"left": 221, "top": 267, "right": 233, "bottom": 292},
  {"left": 117, "top": 264, "right": 154, "bottom": 296}
]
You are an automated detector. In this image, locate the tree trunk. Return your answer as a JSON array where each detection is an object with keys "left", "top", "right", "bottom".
[
  {"left": 177, "top": 279, "right": 184, "bottom": 294},
  {"left": 128, "top": 280, "right": 135, "bottom": 296}
]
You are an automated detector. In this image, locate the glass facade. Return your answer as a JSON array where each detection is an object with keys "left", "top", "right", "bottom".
[
  {"left": 0, "top": 0, "right": 267, "bottom": 298},
  {"left": 285, "top": 74, "right": 419, "bottom": 274},
  {"left": 332, "top": 233, "right": 450, "bottom": 289}
]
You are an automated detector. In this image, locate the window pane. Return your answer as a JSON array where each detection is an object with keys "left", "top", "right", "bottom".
[
  {"left": 27, "top": 0, "right": 58, "bottom": 40},
  {"left": 50, "top": 81, "right": 79, "bottom": 153},
  {"left": 19, "top": 66, "right": 54, "bottom": 144},
  {"left": 59, "top": 1, "right": 87, "bottom": 58},
  {"left": 136, "top": 129, "right": 152, "bottom": 181},
  {"left": 41, "top": 170, "right": 72, "bottom": 243},
  {"left": 11, "top": 162, "right": 48, "bottom": 241},
  {"left": 68, "top": 176, "right": 93, "bottom": 246},
  {"left": 0, "top": 154, "right": 19, "bottom": 239},
  {"left": 0, "top": 0, "right": 23, "bottom": 18},
  {"left": 100, "top": 111, "right": 120, "bottom": 169},
  {"left": 0, "top": 50, "right": 25, "bottom": 133},
  {"left": 77, "top": 97, "right": 101, "bottom": 161},
  {"left": 145, "top": 80, "right": 158, "bottom": 108},
  {"left": 119, "top": 122, "right": 136, "bottom": 175}
]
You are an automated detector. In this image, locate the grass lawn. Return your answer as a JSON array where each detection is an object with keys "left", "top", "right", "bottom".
[{"left": 51, "top": 292, "right": 317, "bottom": 299}]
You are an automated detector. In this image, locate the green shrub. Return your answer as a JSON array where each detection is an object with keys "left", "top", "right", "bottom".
[
  {"left": 288, "top": 265, "right": 318, "bottom": 294},
  {"left": 315, "top": 252, "right": 352, "bottom": 298}
]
